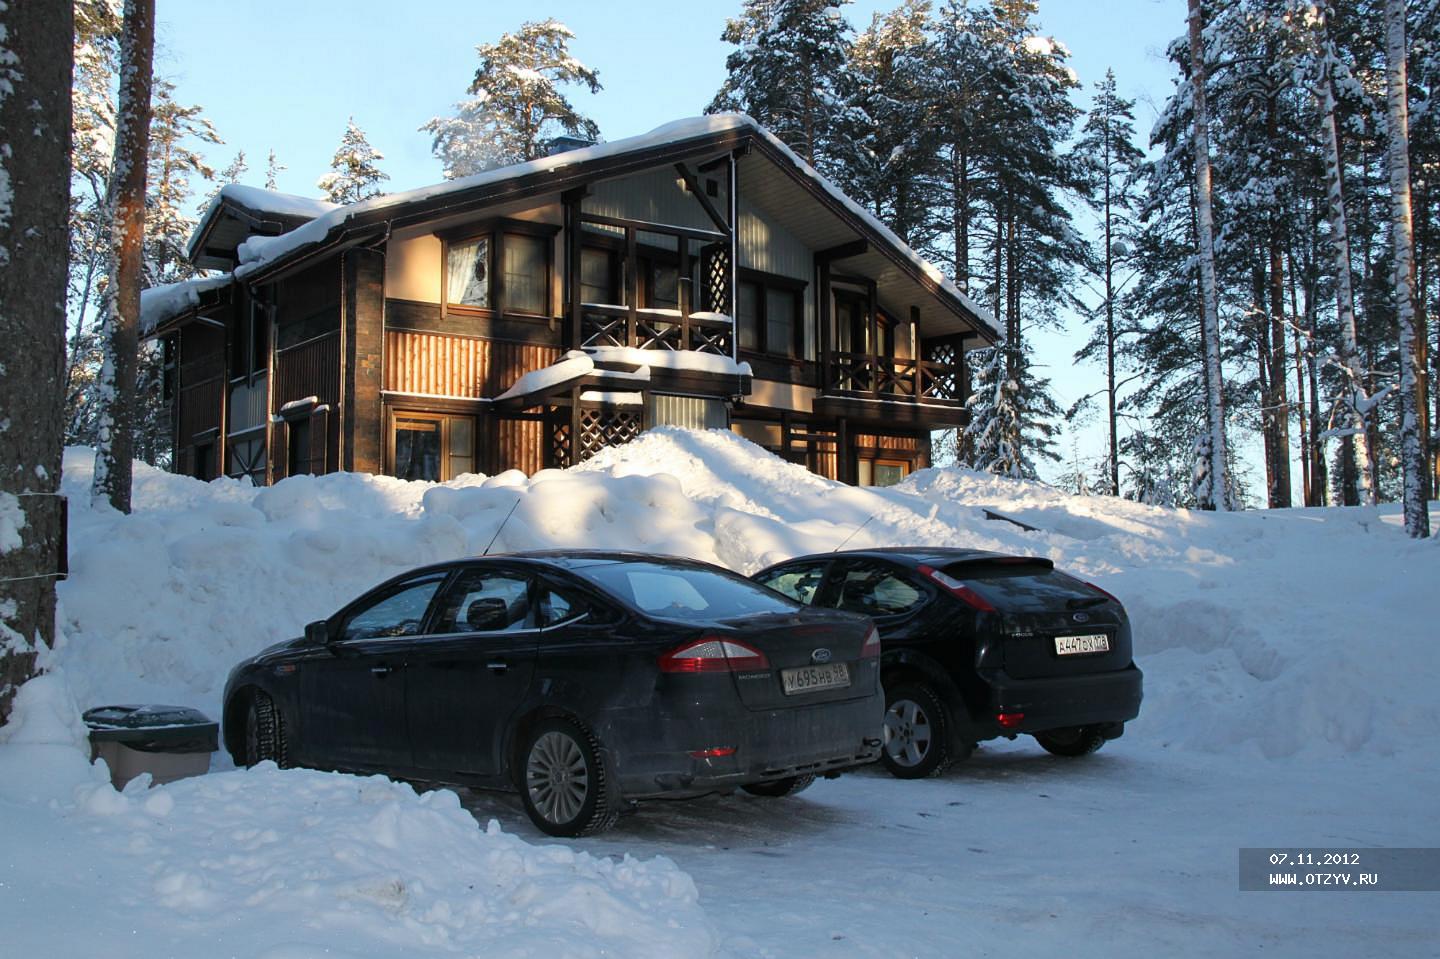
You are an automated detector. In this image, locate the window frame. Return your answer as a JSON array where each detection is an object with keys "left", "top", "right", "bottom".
[
  {"left": 334, "top": 572, "right": 450, "bottom": 644},
  {"left": 736, "top": 268, "right": 807, "bottom": 360},
  {"left": 828, "top": 558, "right": 933, "bottom": 619},
  {"left": 438, "top": 218, "right": 559, "bottom": 322},
  {"left": 386, "top": 408, "right": 476, "bottom": 483},
  {"left": 430, "top": 565, "right": 540, "bottom": 636},
  {"left": 754, "top": 559, "right": 832, "bottom": 606}
]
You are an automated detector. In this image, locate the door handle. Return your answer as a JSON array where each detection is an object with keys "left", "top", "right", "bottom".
[
  {"left": 486, "top": 661, "right": 508, "bottom": 674},
  {"left": 370, "top": 665, "right": 394, "bottom": 676}
]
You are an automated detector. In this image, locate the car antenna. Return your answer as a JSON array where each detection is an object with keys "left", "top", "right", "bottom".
[
  {"left": 833, "top": 514, "right": 876, "bottom": 552},
  {"left": 481, "top": 498, "right": 523, "bottom": 556}
]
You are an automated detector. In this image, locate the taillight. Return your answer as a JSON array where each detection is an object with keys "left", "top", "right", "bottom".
[
  {"left": 860, "top": 625, "right": 882, "bottom": 658},
  {"left": 917, "top": 564, "right": 996, "bottom": 612},
  {"left": 1084, "top": 581, "right": 1119, "bottom": 603},
  {"left": 996, "top": 712, "right": 1025, "bottom": 729},
  {"left": 658, "top": 637, "right": 769, "bottom": 673}
]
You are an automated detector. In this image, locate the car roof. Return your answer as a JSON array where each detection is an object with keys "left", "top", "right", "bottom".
[{"left": 757, "top": 547, "right": 1050, "bottom": 572}]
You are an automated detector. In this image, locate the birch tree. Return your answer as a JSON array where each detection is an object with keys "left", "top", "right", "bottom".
[
  {"left": 91, "top": 0, "right": 154, "bottom": 515},
  {"left": 0, "top": 0, "right": 74, "bottom": 722},
  {"left": 1383, "top": 0, "right": 1431, "bottom": 537},
  {"left": 1187, "top": 0, "right": 1233, "bottom": 510}
]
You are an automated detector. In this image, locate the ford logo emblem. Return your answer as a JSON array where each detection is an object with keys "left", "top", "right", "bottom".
[
  {"left": 811, "top": 648, "right": 832, "bottom": 664},
  {"left": 1072, "top": 612, "right": 1090, "bottom": 623}
]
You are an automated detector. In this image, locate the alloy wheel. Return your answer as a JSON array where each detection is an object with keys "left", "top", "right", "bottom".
[
  {"left": 525, "top": 730, "right": 590, "bottom": 826},
  {"left": 883, "top": 697, "right": 933, "bottom": 768}
]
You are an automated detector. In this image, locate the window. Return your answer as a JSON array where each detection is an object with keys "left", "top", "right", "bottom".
[
  {"left": 433, "top": 569, "right": 534, "bottom": 633},
  {"left": 227, "top": 432, "right": 266, "bottom": 485},
  {"left": 833, "top": 562, "right": 927, "bottom": 617},
  {"left": 580, "top": 247, "right": 618, "bottom": 305},
  {"left": 646, "top": 259, "right": 680, "bottom": 311},
  {"left": 446, "top": 236, "right": 490, "bottom": 309},
  {"left": 504, "top": 233, "right": 548, "bottom": 315},
  {"left": 538, "top": 584, "right": 593, "bottom": 627},
  {"left": 755, "top": 562, "right": 829, "bottom": 605},
  {"left": 859, "top": 457, "right": 909, "bottom": 487},
  {"left": 390, "top": 412, "right": 474, "bottom": 482},
  {"left": 737, "top": 274, "right": 804, "bottom": 358},
  {"left": 572, "top": 560, "right": 799, "bottom": 621},
  {"left": 340, "top": 576, "right": 446, "bottom": 641}
]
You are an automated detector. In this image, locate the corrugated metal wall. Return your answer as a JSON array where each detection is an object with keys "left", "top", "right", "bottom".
[{"left": 648, "top": 394, "right": 728, "bottom": 431}]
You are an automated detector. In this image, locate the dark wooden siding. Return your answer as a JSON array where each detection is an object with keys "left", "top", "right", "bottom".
[
  {"left": 275, "top": 332, "right": 341, "bottom": 473},
  {"left": 176, "top": 323, "right": 224, "bottom": 442},
  {"left": 497, "top": 416, "right": 545, "bottom": 475}
]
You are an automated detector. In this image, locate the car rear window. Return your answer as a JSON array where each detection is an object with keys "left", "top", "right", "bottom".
[
  {"left": 575, "top": 560, "right": 799, "bottom": 621},
  {"left": 955, "top": 564, "right": 1099, "bottom": 612}
]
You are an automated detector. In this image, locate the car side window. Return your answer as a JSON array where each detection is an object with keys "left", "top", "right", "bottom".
[
  {"left": 755, "top": 562, "right": 829, "bottom": 606},
  {"left": 433, "top": 569, "right": 534, "bottom": 634},
  {"left": 834, "top": 562, "right": 926, "bottom": 617},
  {"left": 538, "top": 584, "right": 592, "bottom": 627},
  {"left": 339, "top": 575, "right": 446, "bottom": 641}
]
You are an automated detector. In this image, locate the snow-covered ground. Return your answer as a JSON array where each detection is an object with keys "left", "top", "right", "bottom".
[{"left": 2, "top": 428, "right": 1436, "bottom": 957}]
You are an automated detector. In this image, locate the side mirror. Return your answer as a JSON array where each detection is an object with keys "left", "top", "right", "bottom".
[
  {"left": 304, "top": 620, "right": 331, "bottom": 645},
  {"left": 464, "top": 597, "right": 510, "bottom": 632}
]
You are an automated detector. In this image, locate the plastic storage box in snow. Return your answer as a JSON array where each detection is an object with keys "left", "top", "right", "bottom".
[{"left": 83, "top": 705, "right": 219, "bottom": 789}]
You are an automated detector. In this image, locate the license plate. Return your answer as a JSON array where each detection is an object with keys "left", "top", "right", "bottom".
[
  {"left": 1054, "top": 634, "right": 1110, "bottom": 656},
  {"left": 781, "top": 662, "right": 851, "bottom": 695}
]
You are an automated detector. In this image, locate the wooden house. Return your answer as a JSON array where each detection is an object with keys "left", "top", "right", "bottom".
[{"left": 142, "top": 115, "right": 999, "bottom": 489}]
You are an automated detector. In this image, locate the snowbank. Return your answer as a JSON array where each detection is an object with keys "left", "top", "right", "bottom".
[{"left": 43, "top": 429, "right": 1438, "bottom": 764}]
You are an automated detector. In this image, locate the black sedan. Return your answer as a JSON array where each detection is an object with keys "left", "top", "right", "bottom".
[
  {"left": 752, "top": 548, "right": 1142, "bottom": 778},
  {"left": 223, "top": 551, "right": 883, "bottom": 836}
]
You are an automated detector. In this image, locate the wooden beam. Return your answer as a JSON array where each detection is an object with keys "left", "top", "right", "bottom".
[
  {"left": 581, "top": 211, "right": 726, "bottom": 245},
  {"left": 673, "top": 163, "right": 731, "bottom": 235},
  {"left": 816, "top": 239, "right": 869, "bottom": 264}
]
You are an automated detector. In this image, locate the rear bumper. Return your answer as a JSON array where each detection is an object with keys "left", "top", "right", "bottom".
[
  {"left": 979, "top": 664, "right": 1143, "bottom": 735},
  {"left": 600, "top": 693, "right": 884, "bottom": 799}
]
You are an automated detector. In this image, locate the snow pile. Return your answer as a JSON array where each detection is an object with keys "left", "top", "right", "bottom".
[
  {"left": 46, "top": 429, "right": 1440, "bottom": 764},
  {"left": 1, "top": 760, "right": 711, "bottom": 958}
]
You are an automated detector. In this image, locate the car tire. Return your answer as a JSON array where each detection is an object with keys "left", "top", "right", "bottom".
[
  {"left": 741, "top": 775, "right": 816, "bottom": 798},
  {"left": 519, "top": 718, "right": 619, "bottom": 838},
  {"left": 881, "top": 683, "right": 950, "bottom": 779},
  {"left": 1033, "top": 725, "right": 1108, "bottom": 757},
  {"left": 243, "top": 690, "right": 290, "bottom": 768}
]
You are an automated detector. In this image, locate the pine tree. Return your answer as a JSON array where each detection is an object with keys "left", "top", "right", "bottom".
[
  {"left": 422, "top": 20, "right": 601, "bottom": 178},
  {"left": 316, "top": 118, "right": 389, "bottom": 204},
  {"left": 146, "top": 79, "right": 220, "bottom": 284},
  {"left": 1072, "top": 69, "right": 1145, "bottom": 495},
  {"left": 264, "top": 149, "right": 284, "bottom": 191},
  {"left": 964, "top": 345, "right": 1031, "bottom": 478},
  {"left": 0, "top": 0, "right": 75, "bottom": 722},
  {"left": 201, "top": 150, "right": 248, "bottom": 211},
  {"left": 709, "top": 0, "right": 853, "bottom": 175},
  {"left": 92, "top": 0, "right": 155, "bottom": 515}
]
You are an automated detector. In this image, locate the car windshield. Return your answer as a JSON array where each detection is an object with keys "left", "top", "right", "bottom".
[
  {"left": 958, "top": 564, "right": 1099, "bottom": 612},
  {"left": 575, "top": 560, "right": 799, "bottom": 621}
]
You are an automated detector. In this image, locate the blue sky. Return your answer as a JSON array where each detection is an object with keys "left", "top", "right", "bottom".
[{"left": 154, "top": 0, "right": 1194, "bottom": 487}]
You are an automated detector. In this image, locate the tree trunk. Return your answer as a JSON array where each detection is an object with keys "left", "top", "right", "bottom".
[
  {"left": 1188, "top": 0, "right": 1232, "bottom": 510},
  {"left": 1268, "top": 232, "right": 1292, "bottom": 507},
  {"left": 1103, "top": 112, "right": 1120, "bottom": 495},
  {"left": 1384, "top": 0, "right": 1431, "bottom": 537},
  {"left": 92, "top": 0, "right": 154, "bottom": 515},
  {"left": 0, "top": 0, "right": 74, "bottom": 723},
  {"left": 1316, "top": 29, "right": 1375, "bottom": 505}
]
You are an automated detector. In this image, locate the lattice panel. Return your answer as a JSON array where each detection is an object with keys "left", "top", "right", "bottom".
[
  {"left": 702, "top": 244, "right": 731, "bottom": 315},
  {"left": 546, "top": 408, "right": 573, "bottom": 469},
  {"left": 923, "top": 341, "right": 961, "bottom": 400},
  {"left": 578, "top": 408, "right": 642, "bottom": 461}
]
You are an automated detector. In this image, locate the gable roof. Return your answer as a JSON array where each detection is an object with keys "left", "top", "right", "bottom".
[
  {"left": 187, "top": 185, "right": 338, "bottom": 271},
  {"left": 196, "top": 114, "right": 999, "bottom": 342}
]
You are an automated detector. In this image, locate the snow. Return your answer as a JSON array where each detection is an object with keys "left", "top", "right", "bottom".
[
  {"left": 494, "top": 350, "right": 594, "bottom": 401},
  {"left": 2, "top": 431, "right": 1437, "bottom": 955},
  {"left": 586, "top": 345, "right": 752, "bottom": 378},
  {"left": 138, "top": 272, "right": 232, "bottom": 334},
  {"left": 579, "top": 390, "right": 644, "bottom": 405},
  {"left": 0, "top": 489, "right": 22, "bottom": 553}
]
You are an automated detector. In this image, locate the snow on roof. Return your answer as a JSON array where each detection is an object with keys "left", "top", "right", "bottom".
[
  {"left": 224, "top": 114, "right": 1000, "bottom": 338},
  {"left": 139, "top": 273, "right": 233, "bottom": 335},
  {"left": 586, "top": 346, "right": 752, "bottom": 378},
  {"left": 579, "top": 390, "right": 644, "bottom": 406},
  {"left": 186, "top": 185, "right": 339, "bottom": 261},
  {"left": 495, "top": 351, "right": 596, "bottom": 402}
]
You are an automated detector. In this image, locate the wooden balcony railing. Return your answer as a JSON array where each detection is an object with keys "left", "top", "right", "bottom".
[
  {"left": 579, "top": 303, "right": 733, "bottom": 357},
  {"left": 823, "top": 351, "right": 962, "bottom": 403}
]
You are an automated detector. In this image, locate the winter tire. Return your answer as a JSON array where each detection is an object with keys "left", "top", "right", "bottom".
[
  {"left": 244, "top": 690, "right": 290, "bottom": 768},
  {"left": 519, "top": 718, "right": 619, "bottom": 837},
  {"left": 741, "top": 774, "right": 816, "bottom": 798},
  {"left": 1033, "top": 725, "right": 1107, "bottom": 757},
  {"left": 881, "top": 682, "right": 950, "bottom": 779}
]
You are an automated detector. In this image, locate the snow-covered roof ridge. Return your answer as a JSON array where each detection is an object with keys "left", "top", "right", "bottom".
[
  {"left": 139, "top": 273, "right": 233, "bottom": 335},
  {"left": 224, "top": 114, "right": 1000, "bottom": 338}
]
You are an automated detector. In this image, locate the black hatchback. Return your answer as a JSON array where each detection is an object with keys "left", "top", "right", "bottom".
[
  {"left": 752, "top": 549, "right": 1142, "bottom": 778},
  {"left": 222, "top": 551, "right": 883, "bottom": 836}
]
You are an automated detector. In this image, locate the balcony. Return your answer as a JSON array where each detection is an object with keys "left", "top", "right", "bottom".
[
  {"left": 815, "top": 350, "right": 968, "bottom": 428},
  {"left": 579, "top": 303, "right": 733, "bottom": 356}
]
